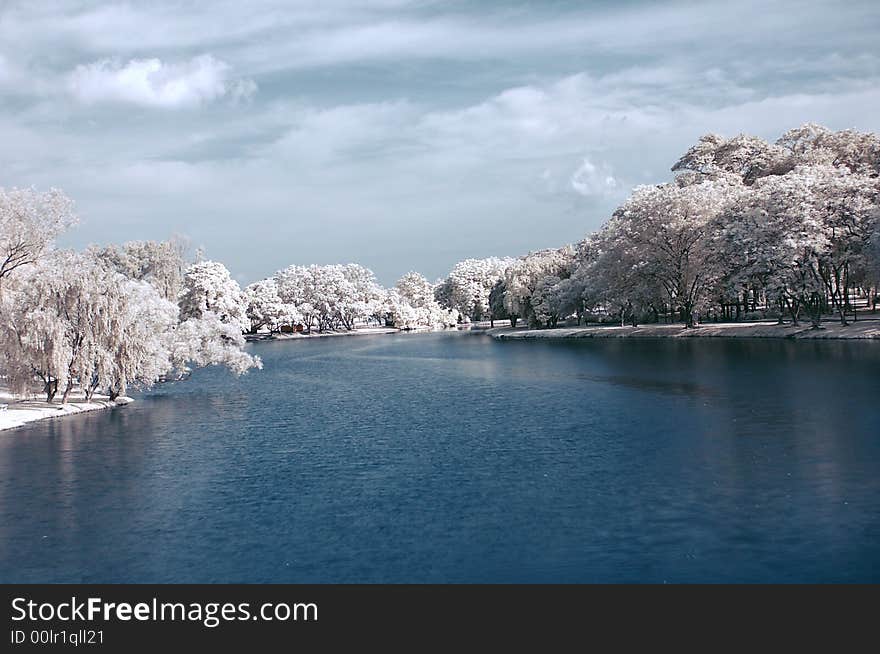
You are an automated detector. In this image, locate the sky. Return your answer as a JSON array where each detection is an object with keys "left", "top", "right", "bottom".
[{"left": 2, "top": 1, "right": 880, "bottom": 285}]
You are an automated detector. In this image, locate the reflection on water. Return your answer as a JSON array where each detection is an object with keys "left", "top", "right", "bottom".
[
  {"left": 0, "top": 332, "right": 878, "bottom": 582},
  {"left": 575, "top": 373, "right": 717, "bottom": 397}
]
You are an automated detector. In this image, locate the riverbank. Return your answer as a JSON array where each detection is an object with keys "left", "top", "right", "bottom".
[
  {"left": 245, "top": 326, "right": 401, "bottom": 341},
  {"left": 488, "top": 319, "right": 880, "bottom": 340},
  {"left": 0, "top": 390, "right": 133, "bottom": 432}
]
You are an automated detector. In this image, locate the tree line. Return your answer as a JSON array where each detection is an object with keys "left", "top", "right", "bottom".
[
  {"left": 0, "top": 198, "right": 460, "bottom": 402},
  {"left": 2, "top": 122, "right": 878, "bottom": 403},
  {"left": 434, "top": 123, "right": 880, "bottom": 330},
  {"left": 242, "top": 265, "right": 458, "bottom": 335}
]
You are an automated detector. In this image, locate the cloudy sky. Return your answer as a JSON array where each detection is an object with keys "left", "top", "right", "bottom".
[{"left": 2, "top": 1, "right": 879, "bottom": 284}]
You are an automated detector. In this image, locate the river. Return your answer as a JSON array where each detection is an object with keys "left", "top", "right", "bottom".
[{"left": 1, "top": 332, "right": 878, "bottom": 582}]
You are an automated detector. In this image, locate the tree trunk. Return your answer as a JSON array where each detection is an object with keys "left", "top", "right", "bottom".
[
  {"left": 808, "top": 292, "right": 822, "bottom": 329},
  {"left": 683, "top": 300, "right": 696, "bottom": 328},
  {"left": 45, "top": 378, "right": 57, "bottom": 403},
  {"left": 61, "top": 380, "right": 74, "bottom": 404}
]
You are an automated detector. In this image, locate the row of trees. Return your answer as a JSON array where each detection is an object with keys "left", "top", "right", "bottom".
[
  {"left": 242, "top": 265, "right": 459, "bottom": 334},
  {"left": 0, "top": 184, "right": 467, "bottom": 402},
  {"left": 0, "top": 192, "right": 261, "bottom": 402},
  {"left": 432, "top": 123, "right": 880, "bottom": 330},
  {"left": 3, "top": 122, "right": 877, "bottom": 402}
]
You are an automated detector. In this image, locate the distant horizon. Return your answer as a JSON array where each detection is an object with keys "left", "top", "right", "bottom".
[{"left": 3, "top": 0, "right": 880, "bottom": 286}]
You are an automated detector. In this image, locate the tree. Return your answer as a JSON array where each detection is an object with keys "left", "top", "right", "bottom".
[
  {"left": 388, "top": 272, "right": 458, "bottom": 329},
  {"left": 436, "top": 257, "right": 514, "bottom": 322},
  {"left": 273, "top": 263, "right": 385, "bottom": 332},
  {"left": 673, "top": 133, "right": 792, "bottom": 185},
  {"left": 607, "top": 180, "right": 740, "bottom": 327},
  {"left": 710, "top": 172, "right": 827, "bottom": 326},
  {"left": 0, "top": 187, "right": 77, "bottom": 295},
  {"left": 170, "top": 313, "right": 262, "bottom": 377},
  {"left": 98, "top": 278, "right": 178, "bottom": 400},
  {"left": 179, "top": 260, "right": 249, "bottom": 331},
  {"left": 0, "top": 251, "right": 179, "bottom": 402},
  {"left": 488, "top": 280, "right": 510, "bottom": 327},
  {"left": 395, "top": 271, "right": 436, "bottom": 309},
  {"left": 502, "top": 247, "right": 575, "bottom": 328},
  {"left": 338, "top": 263, "right": 386, "bottom": 329},
  {"left": 274, "top": 265, "right": 316, "bottom": 331},
  {"left": 531, "top": 275, "right": 568, "bottom": 328},
  {"left": 0, "top": 288, "right": 70, "bottom": 402},
  {"left": 91, "top": 237, "right": 188, "bottom": 301},
  {"left": 177, "top": 261, "right": 260, "bottom": 373},
  {"left": 243, "top": 278, "right": 300, "bottom": 334},
  {"left": 811, "top": 166, "right": 879, "bottom": 324},
  {"left": 577, "top": 226, "right": 665, "bottom": 327},
  {"left": 776, "top": 123, "right": 880, "bottom": 176}
]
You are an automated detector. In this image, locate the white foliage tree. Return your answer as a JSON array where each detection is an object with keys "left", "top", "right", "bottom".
[
  {"left": 502, "top": 247, "right": 575, "bottom": 327},
  {"left": 605, "top": 180, "right": 741, "bottom": 327},
  {"left": 436, "top": 257, "right": 514, "bottom": 322},
  {"left": 243, "top": 278, "right": 300, "bottom": 334},
  {"left": 274, "top": 263, "right": 387, "bottom": 332},
  {"left": 0, "top": 187, "right": 77, "bottom": 295},
  {"left": 390, "top": 272, "right": 458, "bottom": 329},
  {"left": 177, "top": 260, "right": 259, "bottom": 373},
  {"left": 179, "top": 260, "right": 249, "bottom": 330},
  {"left": 170, "top": 313, "right": 262, "bottom": 377},
  {"left": 91, "top": 237, "right": 187, "bottom": 302},
  {"left": 0, "top": 251, "right": 179, "bottom": 401}
]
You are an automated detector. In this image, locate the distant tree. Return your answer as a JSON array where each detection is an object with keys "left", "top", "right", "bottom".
[
  {"left": 488, "top": 280, "right": 509, "bottom": 327},
  {"left": 502, "top": 247, "right": 575, "bottom": 328},
  {"left": 179, "top": 260, "right": 249, "bottom": 331},
  {"left": 176, "top": 260, "right": 260, "bottom": 373},
  {"left": 389, "top": 272, "right": 458, "bottom": 329},
  {"left": 395, "top": 272, "right": 436, "bottom": 309},
  {"left": 243, "top": 278, "right": 300, "bottom": 334},
  {"left": 273, "top": 263, "right": 385, "bottom": 332},
  {"left": 436, "top": 257, "right": 514, "bottom": 322}
]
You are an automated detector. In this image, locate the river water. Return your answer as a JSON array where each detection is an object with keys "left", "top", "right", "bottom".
[{"left": 1, "top": 332, "right": 878, "bottom": 582}]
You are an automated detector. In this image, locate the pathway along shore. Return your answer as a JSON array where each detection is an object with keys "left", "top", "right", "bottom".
[{"left": 487, "top": 319, "right": 880, "bottom": 340}]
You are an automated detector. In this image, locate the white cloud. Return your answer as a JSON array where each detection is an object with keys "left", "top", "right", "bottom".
[
  {"left": 268, "top": 101, "right": 417, "bottom": 163},
  {"left": 570, "top": 159, "right": 618, "bottom": 197},
  {"left": 67, "top": 55, "right": 256, "bottom": 108},
  {"left": 3, "top": 1, "right": 880, "bottom": 284}
]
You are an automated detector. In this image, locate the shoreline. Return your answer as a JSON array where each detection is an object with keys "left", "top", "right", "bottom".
[
  {"left": 0, "top": 391, "right": 133, "bottom": 433},
  {"left": 7, "top": 319, "right": 874, "bottom": 433},
  {"left": 245, "top": 327, "right": 402, "bottom": 342},
  {"left": 488, "top": 319, "right": 880, "bottom": 341},
  {"left": 244, "top": 325, "right": 478, "bottom": 342}
]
